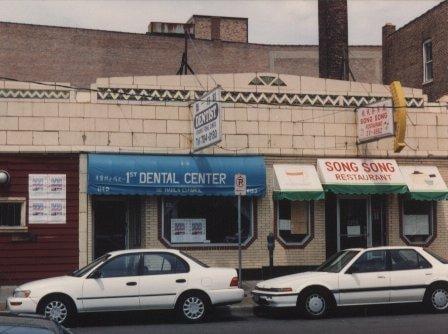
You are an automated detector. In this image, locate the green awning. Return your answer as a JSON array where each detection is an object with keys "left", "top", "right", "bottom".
[
  {"left": 273, "top": 190, "right": 325, "bottom": 201},
  {"left": 322, "top": 183, "right": 408, "bottom": 195},
  {"left": 400, "top": 166, "right": 448, "bottom": 201},
  {"left": 317, "top": 159, "right": 408, "bottom": 195},
  {"left": 273, "top": 164, "right": 325, "bottom": 201}
]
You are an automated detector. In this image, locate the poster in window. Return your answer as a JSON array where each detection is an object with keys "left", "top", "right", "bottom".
[
  {"left": 48, "top": 200, "right": 66, "bottom": 223},
  {"left": 29, "top": 200, "right": 48, "bottom": 223},
  {"left": 171, "top": 219, "right": 206, "bottom": 243},
  {"left": 279, "top": 219, "right": 291, "bottom": 231},
  {"left": 28, "top": 174, "right": 67, "bottom": 224},
  {"left": 404, "top": 215, "right": 429, "bottom": 236},
  {"left": 291, "top": 202, "right": 308, "bottom": 234},
  {"left": 29, "top": 174, "right": 48, "bottom": 199},
  {"left": 47, "top": 175, "right": 66, "bottom": 199}
]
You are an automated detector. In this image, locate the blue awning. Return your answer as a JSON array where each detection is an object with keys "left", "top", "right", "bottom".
[{"left": 88, "top": 154, "right": 266, "bottom": 197}]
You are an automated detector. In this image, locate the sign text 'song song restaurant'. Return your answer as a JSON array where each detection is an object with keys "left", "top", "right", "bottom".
[{"left": 2, "top": 73, "right": 448, "bottom": 284}]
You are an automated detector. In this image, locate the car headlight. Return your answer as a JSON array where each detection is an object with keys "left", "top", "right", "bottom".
[{"left": 13, "top": 290, "right": 31, "bottom": 298}]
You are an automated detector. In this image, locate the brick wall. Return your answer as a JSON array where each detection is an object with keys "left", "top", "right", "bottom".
[
  {"left": 0, "top": 22, "right": 382, "bottom": 87},
  {"left": 2, "top": 74, "right": 447, "bottom": 269},
  {"left": 382, "top": 0, "right": 448, "bottom": 101}
]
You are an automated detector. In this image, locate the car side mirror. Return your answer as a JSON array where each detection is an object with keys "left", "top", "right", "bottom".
[{"left": 89, "top": 269, "right": 102, "bottom": 279}]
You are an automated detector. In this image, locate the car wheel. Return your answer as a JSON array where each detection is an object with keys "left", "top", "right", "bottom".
[
  {"left": 299, "top": 290, "right": 330, "bottom": 319},
  {"left": 38, "top": 295, "right": 76, "bottom": 326},
  {"left": 177, "top": 292, "right": 209, "bottom": 323},
  {"left": 425, "top": 285, "right": 448, "bottom": 312}
]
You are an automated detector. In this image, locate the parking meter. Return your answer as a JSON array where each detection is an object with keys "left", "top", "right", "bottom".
[{"left": 267, "top": 233, "right": 275, "bottom": 277}]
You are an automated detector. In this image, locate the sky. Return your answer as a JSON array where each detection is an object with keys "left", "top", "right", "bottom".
[{"left": 0, "top": 0, "right": 443, "bottom": 45}]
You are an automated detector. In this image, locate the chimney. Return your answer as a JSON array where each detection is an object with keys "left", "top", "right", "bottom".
[
  {"left": 318, "top": 0, "right": 349, "bottom": 80},
  {"left": 382, "top": 23, "right": 396, "bottom": 85}
]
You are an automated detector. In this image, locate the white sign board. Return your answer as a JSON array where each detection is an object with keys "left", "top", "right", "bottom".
[
  {"left": 28, "top": 174, "right": 66, "bottom": 224},
  {"left": 273, "top": 164, "right": 323, "bottom": 192},
  {"left": 234, "top": 174, "right": 247, "bottom": 196},
  {"left": 192, "top": 88, "right": 222, "bottom": 151},
  {"left": 171, "top": 218, "right": 207, "bottom": 243},
  {"left": 357, "top": 99, "right": 394, "bottom": 143},
  {"left": 317, "top": 159, "right": 405, "bottom": 185}
]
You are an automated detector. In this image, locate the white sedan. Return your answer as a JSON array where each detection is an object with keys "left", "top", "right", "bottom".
[
  {"left": 8, "top": 249, "right": 243, "bottom": 325},
  {"left": 252, "top": 246, "right": 448, "bottom": 318}
]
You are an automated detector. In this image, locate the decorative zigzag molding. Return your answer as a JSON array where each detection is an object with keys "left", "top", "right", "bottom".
[
  {"left": 97, "top": 88, "right": 424, "bottom": 108},
  {"left": 0, "top": 89, "right": 70, "bottom": 100}
]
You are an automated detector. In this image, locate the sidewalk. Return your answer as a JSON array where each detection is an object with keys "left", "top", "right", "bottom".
[{"left": 0, "top": 281, "right": 259, "bottom": 312}]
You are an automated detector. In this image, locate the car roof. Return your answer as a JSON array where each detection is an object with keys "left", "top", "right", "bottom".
[
  {"left": 344, "top": 246, "right": 423, "bottom": 251},
  {"left": 0, "top": 314, "right": 62, "bottom": 332},
  {"left": 106, "top": 248, "right": 182, "bottom": 256}
]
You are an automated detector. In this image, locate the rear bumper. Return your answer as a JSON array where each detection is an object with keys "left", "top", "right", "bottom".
[
  {"left": 7, "top": 297, "right": 38, "bottom": 314},
  {"left": 252, "top": 291, "right": 298, "bottom": 308},
  {"left": 209, "top": 288, "right": 244, "bottom": 306}
]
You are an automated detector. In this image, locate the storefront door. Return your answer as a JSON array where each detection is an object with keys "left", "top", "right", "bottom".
[
  {"left": 337, "top": 197, "right": 371, "bottom": 251},
  {"left": 93, "top": 198, "right": 142, "bottom": 258}
]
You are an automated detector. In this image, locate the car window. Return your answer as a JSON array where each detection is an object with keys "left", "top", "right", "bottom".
[
  {"left": 142, "top": 253, "right": 189, "bottom": 275},
  {"left": 99, "top": 254, "right": 140, "bottom": 278},
  {"left": 316, "top": 250, "right": 359, "bottom": 273},
  {"left": 390, "top": 249, "right": 432, "bottom": 270},
  {"left": 348, "top": 250, "right": 387, "bottom": 273}
]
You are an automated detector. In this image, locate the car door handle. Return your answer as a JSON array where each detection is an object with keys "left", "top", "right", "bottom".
[
  {"left": 176, "top": 279, "right": 186, "bottom": 283},
  {"left": 377, "top": 275, "right": 386, "bottom": 279},
  {"left": 425, "top": 273, "right": 433, "bottom": 276},
  {"left": 126, "top": 281, "right": 137, "bottom": 286}
]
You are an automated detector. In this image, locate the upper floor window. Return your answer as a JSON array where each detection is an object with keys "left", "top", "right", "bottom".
[{"left": 423, "top": 39, "right": 433, "bottom": 83}]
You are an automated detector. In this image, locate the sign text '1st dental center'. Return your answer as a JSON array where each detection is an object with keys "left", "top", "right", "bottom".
[{"left": 126, "top": 171, "right": 227, "bottom": 185}]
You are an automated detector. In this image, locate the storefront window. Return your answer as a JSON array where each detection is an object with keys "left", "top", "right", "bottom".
[
  {"left": 162, "top": 197, "right": 253, "bottom": 246},
  {"left": 401, "top": 199, "right": 435, "bottom": 245},
  {"left": 277, "top": 200, "right": 313, "bottom": 246}
]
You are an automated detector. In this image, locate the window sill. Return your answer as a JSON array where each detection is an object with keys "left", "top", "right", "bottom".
[
  {"left": 0, "top": 226, "right": 29, "bottom": 233},
  {"left": 422, "top": 80, "right": 433, "bottom": 86}
]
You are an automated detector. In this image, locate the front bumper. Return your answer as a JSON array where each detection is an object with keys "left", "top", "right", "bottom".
[
  {"left": 7, "top": 297, "right": 38, "bottom": 314},
  {"left": 252, "top": 291, "right": 298, "bottom": 308}
]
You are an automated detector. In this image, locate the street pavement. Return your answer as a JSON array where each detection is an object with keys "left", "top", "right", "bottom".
[{"left": 71, "top": 304, "right": 448, "bottom": 334}]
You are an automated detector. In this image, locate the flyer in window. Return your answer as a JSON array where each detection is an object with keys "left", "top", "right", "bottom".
[
  {"left": 171, "top": 219, "right": 206, "bottom": 243},
  {"left": 28, "top": 200, "right": 48, "bottom": 223},
  {"left": 28, "top": 174, "right": 48, "bottom": 199}
]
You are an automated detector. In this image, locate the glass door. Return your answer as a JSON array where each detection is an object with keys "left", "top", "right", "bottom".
[{"left": 337, "top": 197, "right": 371, "bottom": 251}]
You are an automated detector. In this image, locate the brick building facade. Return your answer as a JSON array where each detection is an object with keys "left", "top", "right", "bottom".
[
  {"left": 382, "top": 0, "right": 448, "bottom": 101},
  {"left": 0, "top": 16, "right": 381, "bottom": 88},
  {"left": 2, "top": 73, "right": 448, "bottom": 282}
]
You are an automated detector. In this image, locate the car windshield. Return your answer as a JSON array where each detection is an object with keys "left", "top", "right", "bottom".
[
  {"left": 71, "top": 254, "right": 110, "bottom": 277},
  {"left": 316, "top": 250, "right": 360, "bottom": 273},
  {"left": 180, "top": 251, "right": 209, "bottom": 268},
  {"left": 424, "top": 249, "right": 448, "bottom": 264}
]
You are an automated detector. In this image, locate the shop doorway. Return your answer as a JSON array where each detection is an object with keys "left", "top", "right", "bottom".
[
  {"left": 93, "top": 198, "right": 142, "bottom": 258},
  {"left": 325, "top": 194, "right": 388, "bottom": 256},
  {"left": 337, "top": 197, "right": 371, "bottom": 250}
]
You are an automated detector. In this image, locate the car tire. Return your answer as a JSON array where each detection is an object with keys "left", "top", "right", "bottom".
[
  {"left": 425, "top": 285, "right": 448, "bottom": 313},
  {"left": 38, "top": 295, "right": 76, "bottom": 326},
  {"left": 176, "top": 292, "right": 210, "bottom": 323},
  {"left": 298, "top": 289, "right": 331, "bottom": 319}
]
